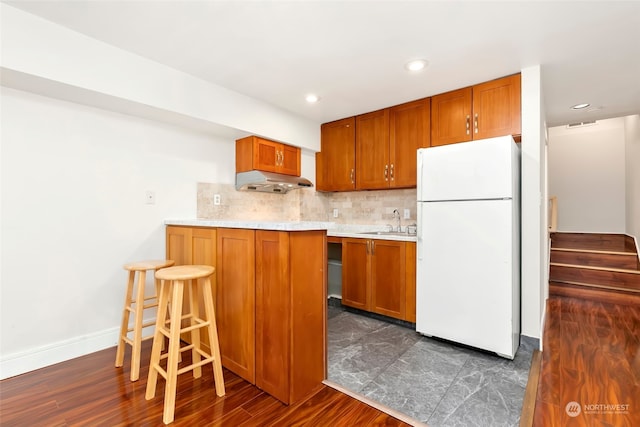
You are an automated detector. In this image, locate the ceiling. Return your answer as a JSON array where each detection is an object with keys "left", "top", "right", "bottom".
[{"left": 5, "top": 1, "right": 640, "bottom": 127}]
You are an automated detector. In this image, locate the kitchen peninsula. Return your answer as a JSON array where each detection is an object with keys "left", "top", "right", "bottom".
[{"left": 164, "top": 219, "right": 328, "bottom": 405}]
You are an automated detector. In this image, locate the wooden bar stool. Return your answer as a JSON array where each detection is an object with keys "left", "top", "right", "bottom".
[
  {"left": 145, "top": 265, "right": 225, "bottom": 424},
  {"left": 115, "top": 259, "right": 175, "bottom": 381}
]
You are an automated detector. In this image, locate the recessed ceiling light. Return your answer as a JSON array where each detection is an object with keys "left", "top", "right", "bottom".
[
  {"left": 571, "top": 103, "right": 590, "bottom": 110},
  {"left": 305, "top": 94, "right": 320, "bottom": 103},
  {"left": 405, "top": 59, "right": 429, "bottom": 72}
]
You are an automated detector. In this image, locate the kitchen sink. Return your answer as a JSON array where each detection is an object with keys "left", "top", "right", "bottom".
[{"left": 359, "top": 231, "right": 413, "bottom": 237}]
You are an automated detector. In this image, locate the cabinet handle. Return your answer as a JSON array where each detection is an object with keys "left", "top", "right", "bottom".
[
  {"left": 384, "top": 164, "right": 389, "bottom": 181},
  {"left": 366, "top": 240, "right": 370, "bottom": 254},
  {"left": 474, "top": 114, "right": 478, "bottom": 134},
  {"left": 466, "top": 115, "right": 470, "bottom": 135},
  {"left": 371, "top": 240, "right": 375, "bottom": 255},
  {"left": 278, "top": 150, "right": 283, "bottom": 166},
  {"left": 350, "top": 168, "right": 355, "bottom": 184},
  {"left": 390, "top": 163, "right": 394, "bottom": 181}
]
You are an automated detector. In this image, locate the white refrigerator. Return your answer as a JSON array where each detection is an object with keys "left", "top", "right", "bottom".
[{"left": 416, "top": 135, "right": 520, "bottom": 359}]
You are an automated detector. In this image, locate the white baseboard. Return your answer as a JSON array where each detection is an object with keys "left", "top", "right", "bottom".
[{"left": 0, "top": 318, "right": 156, "bottom": 380}]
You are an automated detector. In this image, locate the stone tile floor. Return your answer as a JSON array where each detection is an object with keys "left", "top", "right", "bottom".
[{"left": 327, "top": 306, "right": 536, "bottom": 427}]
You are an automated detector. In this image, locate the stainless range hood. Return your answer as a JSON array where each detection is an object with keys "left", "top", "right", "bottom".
[{"left": 236, "top": 170, "right": 313, "bottom": 194}]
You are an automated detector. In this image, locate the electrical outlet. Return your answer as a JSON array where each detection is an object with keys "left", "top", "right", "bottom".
[
  {"left": 333, "top": 208, "right": 339, "bottom": 218},
  {"left": 213, "top": 194, "right": 221, "bottom": 206},
  {"left": 404, "top": 208, "right": 410, "bottom": 219},
  {"left": 145, "top": 190, "right": 155, "bottom": 205}
]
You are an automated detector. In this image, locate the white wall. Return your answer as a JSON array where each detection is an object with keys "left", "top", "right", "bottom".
[
  {"left": 625, "top": 115, "right": 640, "bottom": 239},
  {"left": 520, "top": 65, "right": 546, "bottom": 340},
  {"left": 1, "top": 4, "right": 320, "bottom": 152},
  {"left": 548, "top": 118, "right": 626, "bottom": 233},
  {"left": 0, "top": 87, "right": 239, "bottom": 378}
]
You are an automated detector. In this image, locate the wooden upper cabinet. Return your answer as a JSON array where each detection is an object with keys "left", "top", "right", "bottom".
[
  {"left": 431, "top": 87, "right": 473, "bottom": 147},
  {"left": 431, "top": 74, "right": 521, "bottom": 147},
  {"left": 317, "top": 117, "right": 356, "bottom": 192},
  {"left": 236, "top": 135, "right": 301, "bottom": 177},
  {"left": 473, "top": 73, "right": 521, "bottom": 140},
  {"left": 389, "top": 98, "right": 431, "bottom": 187},
  {"left": 356, "top": 109, "right": 390, "bottom": 190}
]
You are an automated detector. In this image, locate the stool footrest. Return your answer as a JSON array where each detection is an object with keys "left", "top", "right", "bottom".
[
  {"left": 121, "top": 334, "right": 155, "bottom": 346},
  {"left": 157, "top": 316, "right": 210, "bottom": 338}
]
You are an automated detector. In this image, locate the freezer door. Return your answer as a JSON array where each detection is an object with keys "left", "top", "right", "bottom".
[
  {"left": 417, "top": 136, "right": 517, "bottom": 202},
  {"left": 416, "top": 199, "right": 518, "bottom": 358}
]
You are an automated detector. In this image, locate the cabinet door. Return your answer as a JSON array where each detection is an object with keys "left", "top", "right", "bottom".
[
  {"left": 472, "top": 74, "right": 521, "bottom": 140},
  {"left": 405, "top": 242, "right": 417, "bottom": 323},
  {"left": 431, "top": 87, "right": 473, "bottom": 147},
  {"left": 319, "top": 117, "right": 356, "bottom": 191},
  {"left": 389, "top": 98, "right": 431, "bottom": 188},
  {"left": 342, "top": 238, "right": 370, "bottom": 310},
  {"left": 288, "top": 231, "right": 326, "bottom": 403},
  {"left": 356, "top": 109, "right": 390, "bottom": 190},
  {"left": 253, "top": 138, "right": 280, "bottom": 173},
  {"left": 191, "top": 228, "right": 217, "bottom": 353},
  {"left": 279, "top": 144, "right": 301, "bottom": 176},
  {"left": 166, "top": 226, "right": 192, "bottom": 265},
  {"left": 255, "top": 231, "right": 290, "bottom": 403},
  {"left": 216, "top": 228, "right": 256, "bottom": 383},
  {"left": 370, "top": 240, "right": 406, "bottom": 320}
]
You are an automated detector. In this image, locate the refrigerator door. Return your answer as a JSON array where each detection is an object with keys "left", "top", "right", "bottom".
[
  {"left": 417, "top": 136, "right": 517, "bottom": 202},
  {"left": 416, "top": 198, "right": 517, "bottom": 358}
]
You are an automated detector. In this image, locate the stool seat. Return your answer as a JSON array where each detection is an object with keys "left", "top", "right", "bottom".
[
  {"left": 124, "top": 260, "right": 176, "bottom": 271},
  {"left": 115, "top": 259, "right": 175, "bottom": 381},
  {"left": 146, "top": 264, "right": 225, "bottom": 424},
  {"left": 155, "top": 265, "right": 214, "bottom": 281}
]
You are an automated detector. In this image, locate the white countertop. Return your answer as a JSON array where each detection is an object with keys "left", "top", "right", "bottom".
[{"left": 164, "top": 219, "right": 417, "bottom": 242}]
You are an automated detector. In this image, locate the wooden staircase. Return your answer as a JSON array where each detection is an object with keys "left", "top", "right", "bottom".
[{"left": 549, "top": 232, "right": 640, "bottom": 305}]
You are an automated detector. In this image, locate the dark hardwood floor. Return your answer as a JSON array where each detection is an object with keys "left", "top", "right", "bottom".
[
  {"left": 533, "top": 296, "right": 640, "bottom": 426},
  {"left": 0, "top": 340, "right": 412, "bottom": 426}
]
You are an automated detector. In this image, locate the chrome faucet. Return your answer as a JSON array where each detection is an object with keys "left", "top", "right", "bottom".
[{"left": 393, "top": 209, "right": 401, "bottom": 232}]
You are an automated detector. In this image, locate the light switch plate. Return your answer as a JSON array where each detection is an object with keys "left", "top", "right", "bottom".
[
  {"left": 404, "top": 208, "right": 410, "bottom": 219},
  {"left": 333, "top": 208, "right": 339, "bottom": 218},
  {"left": 145, "top": 190, "right": 156, "bottom": 205}
]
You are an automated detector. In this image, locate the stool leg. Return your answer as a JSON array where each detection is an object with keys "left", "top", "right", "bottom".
[
  {"left": 145, "top": 278, "right": 171, "bottom": 401},
  {"left": 202, "top": 276, "right": 225, "bottom": 397},
  {"left": 115, "top": 270, "right": 135, "bottom": 369},
  {"left": 154, "top": 275, "right": 166, "bottom": 352},
  {"left": 189, "top": 279, "right": 202, "bottom": 379},
  {"left": 163, "top": 279, "right": 185, "bottom": 424},
  {"left": 130, "top": 270, "right": 147, "bottom": 381}
]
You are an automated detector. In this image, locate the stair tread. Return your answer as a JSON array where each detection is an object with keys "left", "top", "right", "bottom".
[
  {"left": 550, "top": 232, "right": 636, "bottom": 252},
  {"left": 549, "top": 280, "right": 640, "bottom": 294},
  {"left": 551, "top": 247, "right": 637, "bottom": 256},
  {"left": 550, "top": 262, "right": 640, "bottom": 274}
]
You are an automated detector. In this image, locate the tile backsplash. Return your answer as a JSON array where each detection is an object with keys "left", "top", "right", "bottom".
[{"left": 197, "top": 182, "right": 417, "bottom": 226}]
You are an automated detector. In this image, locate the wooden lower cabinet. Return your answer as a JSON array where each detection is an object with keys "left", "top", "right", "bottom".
[
  {"left": 165, "top": 226, "right": 217, "bottom": 350},
  {"left": 167, "top": 225, "right": 326, "bottom": 405},
  {"left": 216, "top": 228, "right": 256, "bottom": 383},
  {"left": 342, "top": 238, "right": 415, "bottom": 322},
  {"left": 342, "top": 238, "right": 416, "bottom": 322},
  {"left": 255, "top": 230, "right": 326, "bottom": 404},
  {"left": 341, "top": 238, "right": 370, "bottom": 310},
  {"left": 405, "top": 242, "right": 417, "bottom": 323}
]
